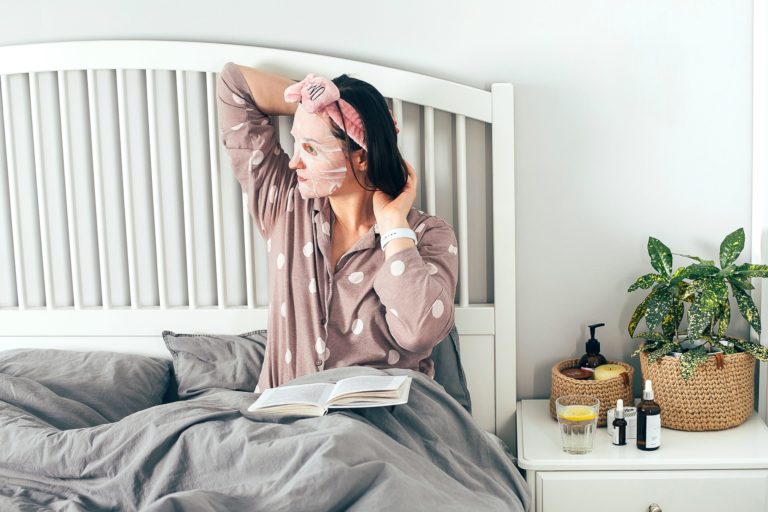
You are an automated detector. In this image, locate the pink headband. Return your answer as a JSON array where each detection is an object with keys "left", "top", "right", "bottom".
[{"left": 285, "top": 73, "right": 398, "bottom": 151}]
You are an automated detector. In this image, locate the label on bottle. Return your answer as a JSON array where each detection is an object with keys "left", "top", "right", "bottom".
[
  {"left": 612, "top": 425, "right": 622, "bottom": 445},
  {"left": 645, "top": 414, "right": 661, "bottom": 448}
]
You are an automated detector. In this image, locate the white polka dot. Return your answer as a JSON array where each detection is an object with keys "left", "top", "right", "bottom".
[
  {"left": 303, "top": 242, "right": 314, "bottom": 257},
  {"left": 448, "top": 244, "right": 458, "bottom": 255},
  {"left": 431, "top": 299, "right": 445, "bottom": 318},
  {"left": 415, "top": 223, "right": 426, "bottom": 233},
  {"left": 418, "top": 210, "right": 425, "bottom": 214},
  {"left": 427, "top": 262, "right": 438, "bottom": 275},
  {"left": 309, "top": 278, "right": 317, "bottom": 294},
  {"left": 387, "top": 350, "right": 401, "bottom": 364},
  {"left": 260, "top": 118, "right": 269, "bottom": 125},
  {"left": 280, "top": 302, "right": 287, "bottom": 318},
  {"left": 390, "top": 260, "right": 405, "bottom": 276},
  {"left": 273, "top": 145, "right": 281, "bottom": 156},
  {"left": 322, "top": 222, "right": 331, "bottom": 236},
  {"left": 230, "top": 122, "right": 245, "bottom": 131},
  {"left": 277, "top": 253, "right": 285, "bottom": 269},
  {"left": 315, "top": 337, "right": 326, "bottom": 354},
  {"left": 268, "top": 185, "right": 276, "bottom": 203},
  {"left": 390, "top": 308, "right": 399, "bottom": 317},
  {"left": 250, "top": 149, "right": 264, "bottom": 167},
  {"left": 287, "top": 189, "right": 294, "bottom": 211},
  {"left": 348, "top": 271, "right": 364, "bottom": 284},
  {"left": 267, "top": 238, "right": 272, "bottom": 252},
  {"left": 284, "top": 348, "right": 292, "bottom": 364},
  {"left": 232, "top": 93, "right": 245, "bottom": 105},
  {"left": 352, "top": 319, "right": 364, "bottom": 335}
]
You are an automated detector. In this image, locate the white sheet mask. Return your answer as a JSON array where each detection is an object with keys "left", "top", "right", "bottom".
[{"left": 289, "top": 104, "right": 349, "bottom": 199}]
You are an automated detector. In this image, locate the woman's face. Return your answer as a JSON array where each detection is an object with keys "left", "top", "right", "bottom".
[{"left": 288, "top": 104, "right": 348, "bottom": 199}]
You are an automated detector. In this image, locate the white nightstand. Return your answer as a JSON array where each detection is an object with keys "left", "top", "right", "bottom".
[{"left": 516, "top": 399, "right": 768, "bottom": 512}]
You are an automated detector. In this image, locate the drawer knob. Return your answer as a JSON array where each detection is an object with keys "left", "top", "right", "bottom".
[{"left": 648, "top": 504, "right": 662, "bottom": 512}]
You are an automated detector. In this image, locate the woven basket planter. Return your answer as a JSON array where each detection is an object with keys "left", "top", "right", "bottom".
[
  {"left": 639, "top": 349, "right": 756, "bottom": 431},
  {"left": 549, "top": 359, "right": 633, "bottom": 427}
]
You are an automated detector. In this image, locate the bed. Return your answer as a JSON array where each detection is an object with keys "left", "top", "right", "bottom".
[{"left": 0, "top": 40, "right": 526, "bottom": 510}]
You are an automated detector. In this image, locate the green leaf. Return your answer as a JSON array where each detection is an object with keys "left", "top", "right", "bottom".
[
  {"left": 737, "top": 264, "right": 768, "bottom": 279},
  {"left": 679, "top": 263, "right": 719, "bottom": 281},
  {"left": 635, "top": 331, "right": 673, "bottom": 343},
  {"left": 648, "top": 237, "right": 673, "bottom": 277},
  {"left": 716, "top": 301, "right": 730, "bottom": 338},
  {"left": 662, "top": 301, "right": 684, "bottom": 339},
  {"left": 648, "top": 341, "right": 680, "bottom": 363},
  {"left": 644, "top": 286, "right": 673, "bottom": 331},
  {"left": 719, "top": 228, "right": 745, "bottom": 268},
  {"left": 628, "top": 273, "right": 665, "bottom": 292},
  {"left": 669, "top": 266, "right": 687, "bottom": 285},
  {"left": 731, "top": 284, "right": 762, "bottom": 334},
  {"left": 687, "top": 278, "right": 727, "bottom": 339},
  {"left": 680, "top": 348, "right": 710, "bottom": 381},
  {"left": 628, "top": 293, "right": 652, "bottom": 337},
  {"left": 729, "top": 275, "right": 755, "bottom": 290},
  {"left": 735, "top": 341, "right": 768, "bottom": 362},
  {"left": 674, "top": 252, "right": 715, "bottom": 266}
]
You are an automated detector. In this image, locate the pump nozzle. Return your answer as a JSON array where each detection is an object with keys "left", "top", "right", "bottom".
[
  {"left": 585, "top": 323, "right": 606, "bottom": 354},
  {"left": 588, "top": 323, "right": 605, "bottom": 340}
]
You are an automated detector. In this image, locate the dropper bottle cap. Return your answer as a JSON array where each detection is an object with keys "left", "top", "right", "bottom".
[
  {"left": 615, "top": 399, "right": 624, "bottom": 419},
  {"left": 643, "top": 379, "right": 654, "bottom": 400}
]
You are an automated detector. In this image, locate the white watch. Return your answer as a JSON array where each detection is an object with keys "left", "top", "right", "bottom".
[{"left": 380, "top": 228, "right": 417, "bottom": 250}]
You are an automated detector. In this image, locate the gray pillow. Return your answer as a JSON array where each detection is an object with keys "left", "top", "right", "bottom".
[
  {"left": 162, "top": 330, "right": 267, "bottom": 399},
  {"left": 431, "top": 325, "right": 472, "bottom": 414},
  {"left": 0, "top": 348, "right": 171, "bottom": 424}
]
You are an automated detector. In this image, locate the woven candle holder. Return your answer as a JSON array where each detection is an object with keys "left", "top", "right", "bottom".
[{"left": 550, "top": 359, "right": 634, "bottom": 427}]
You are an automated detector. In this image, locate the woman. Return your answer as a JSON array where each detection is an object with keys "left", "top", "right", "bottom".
[{"left": 216, "top": 62, "right": 458, "bottom": 393}]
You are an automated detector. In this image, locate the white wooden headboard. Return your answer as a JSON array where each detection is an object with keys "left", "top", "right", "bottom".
[{"left": 0, "top": 40, "right": 517, "bottom": 449}]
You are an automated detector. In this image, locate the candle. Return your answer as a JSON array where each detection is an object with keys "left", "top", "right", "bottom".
[{"left": 594, "top": 364, "right": 626, "bottom": 381}]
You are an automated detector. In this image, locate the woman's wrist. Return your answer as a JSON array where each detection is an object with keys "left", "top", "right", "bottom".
[{"left": 377, "top": 214, "right": 409, "bottom": 233}]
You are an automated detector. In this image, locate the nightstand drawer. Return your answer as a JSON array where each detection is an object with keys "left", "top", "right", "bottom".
[{"left": 538, "top": 470, "right": 768, "bottom": 512}]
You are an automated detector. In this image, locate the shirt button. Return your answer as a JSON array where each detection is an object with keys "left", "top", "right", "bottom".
[{"left": 315, "top": 359, "right": 323, "bottom": 367}]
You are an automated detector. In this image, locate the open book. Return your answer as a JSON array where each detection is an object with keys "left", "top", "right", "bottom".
[{"left": 246, "top": 375, "right": 412, "bottom": 417}]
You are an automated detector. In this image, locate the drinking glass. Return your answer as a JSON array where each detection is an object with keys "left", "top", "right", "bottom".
[{"left": 555, "top": 395, "right": 599, "bottom": 454}]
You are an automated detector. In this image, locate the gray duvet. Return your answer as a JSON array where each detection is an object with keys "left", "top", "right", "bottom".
[{"left": 0, "top": 366, "right": 530, "bottom": 511}]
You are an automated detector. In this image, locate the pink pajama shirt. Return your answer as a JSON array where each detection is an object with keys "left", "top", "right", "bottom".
[{"left": 216, "top": 62, "right": 459, "bottom": 391}]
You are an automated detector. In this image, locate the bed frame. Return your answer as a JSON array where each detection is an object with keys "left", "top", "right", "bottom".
[{"left": 0, "top": 40, "right": 518, "bottom": 449}]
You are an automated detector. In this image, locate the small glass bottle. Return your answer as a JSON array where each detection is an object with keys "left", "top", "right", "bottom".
[
  {"left": 612, "top": 399, "right": 627, "bottom": 446},
  {"left": 637, "top": 379, "right": 661, "bottom": 451}
]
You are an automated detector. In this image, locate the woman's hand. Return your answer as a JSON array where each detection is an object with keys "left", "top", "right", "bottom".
[{"left": 373, "top": 159, "right": 418, "bottom": 232}]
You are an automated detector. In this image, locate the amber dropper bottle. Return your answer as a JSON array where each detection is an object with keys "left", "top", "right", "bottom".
[{"left": 636, "top": 379, "right": 661, "bottom": 451}]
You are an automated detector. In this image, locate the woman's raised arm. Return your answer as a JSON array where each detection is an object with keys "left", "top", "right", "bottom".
[{"left": 216, "top": 62, "right": 297, "bottom": 237}]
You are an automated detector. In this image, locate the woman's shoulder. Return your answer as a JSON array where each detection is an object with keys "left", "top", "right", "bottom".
[{"left": 406, "top": 208, "right": 456, "bottom": 239}]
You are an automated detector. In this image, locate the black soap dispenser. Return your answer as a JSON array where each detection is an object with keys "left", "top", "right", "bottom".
[{"left": 578, "top": 322, "right": 607, "bottom": 376}]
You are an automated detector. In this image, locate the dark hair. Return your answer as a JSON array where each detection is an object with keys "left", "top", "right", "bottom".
[{"left": 330, "top": 74, "right": 407, "bottom": 198}]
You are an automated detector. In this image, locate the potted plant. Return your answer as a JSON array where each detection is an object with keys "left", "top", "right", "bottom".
[{"left": 627, "top": 227, "right": 768, "bottom": 430}]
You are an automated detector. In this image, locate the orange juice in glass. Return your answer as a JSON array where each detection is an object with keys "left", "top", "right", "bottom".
[{"left": 555, "top": 395, "right": 600, "bottom": 454}]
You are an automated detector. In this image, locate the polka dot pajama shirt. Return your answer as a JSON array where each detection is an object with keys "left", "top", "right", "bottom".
[{"left": 216, "top": 62, "right": 459, "bottom": 392}]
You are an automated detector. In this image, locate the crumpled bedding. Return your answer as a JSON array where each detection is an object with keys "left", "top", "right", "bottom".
[{"left": 0, "top": 366, "right": 531, "bottom": 512}]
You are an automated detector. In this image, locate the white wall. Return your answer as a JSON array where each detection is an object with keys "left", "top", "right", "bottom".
[{"left": 0, "top": 0, "right": 758, "bottom": 399}]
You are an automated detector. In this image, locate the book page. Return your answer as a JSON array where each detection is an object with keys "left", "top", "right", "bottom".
[
  {"left": 249, "top": 382, "right": 334, "bottom": 410},
  {"left": 328, "top": 375, "right": 408, "bottom": 402}
]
